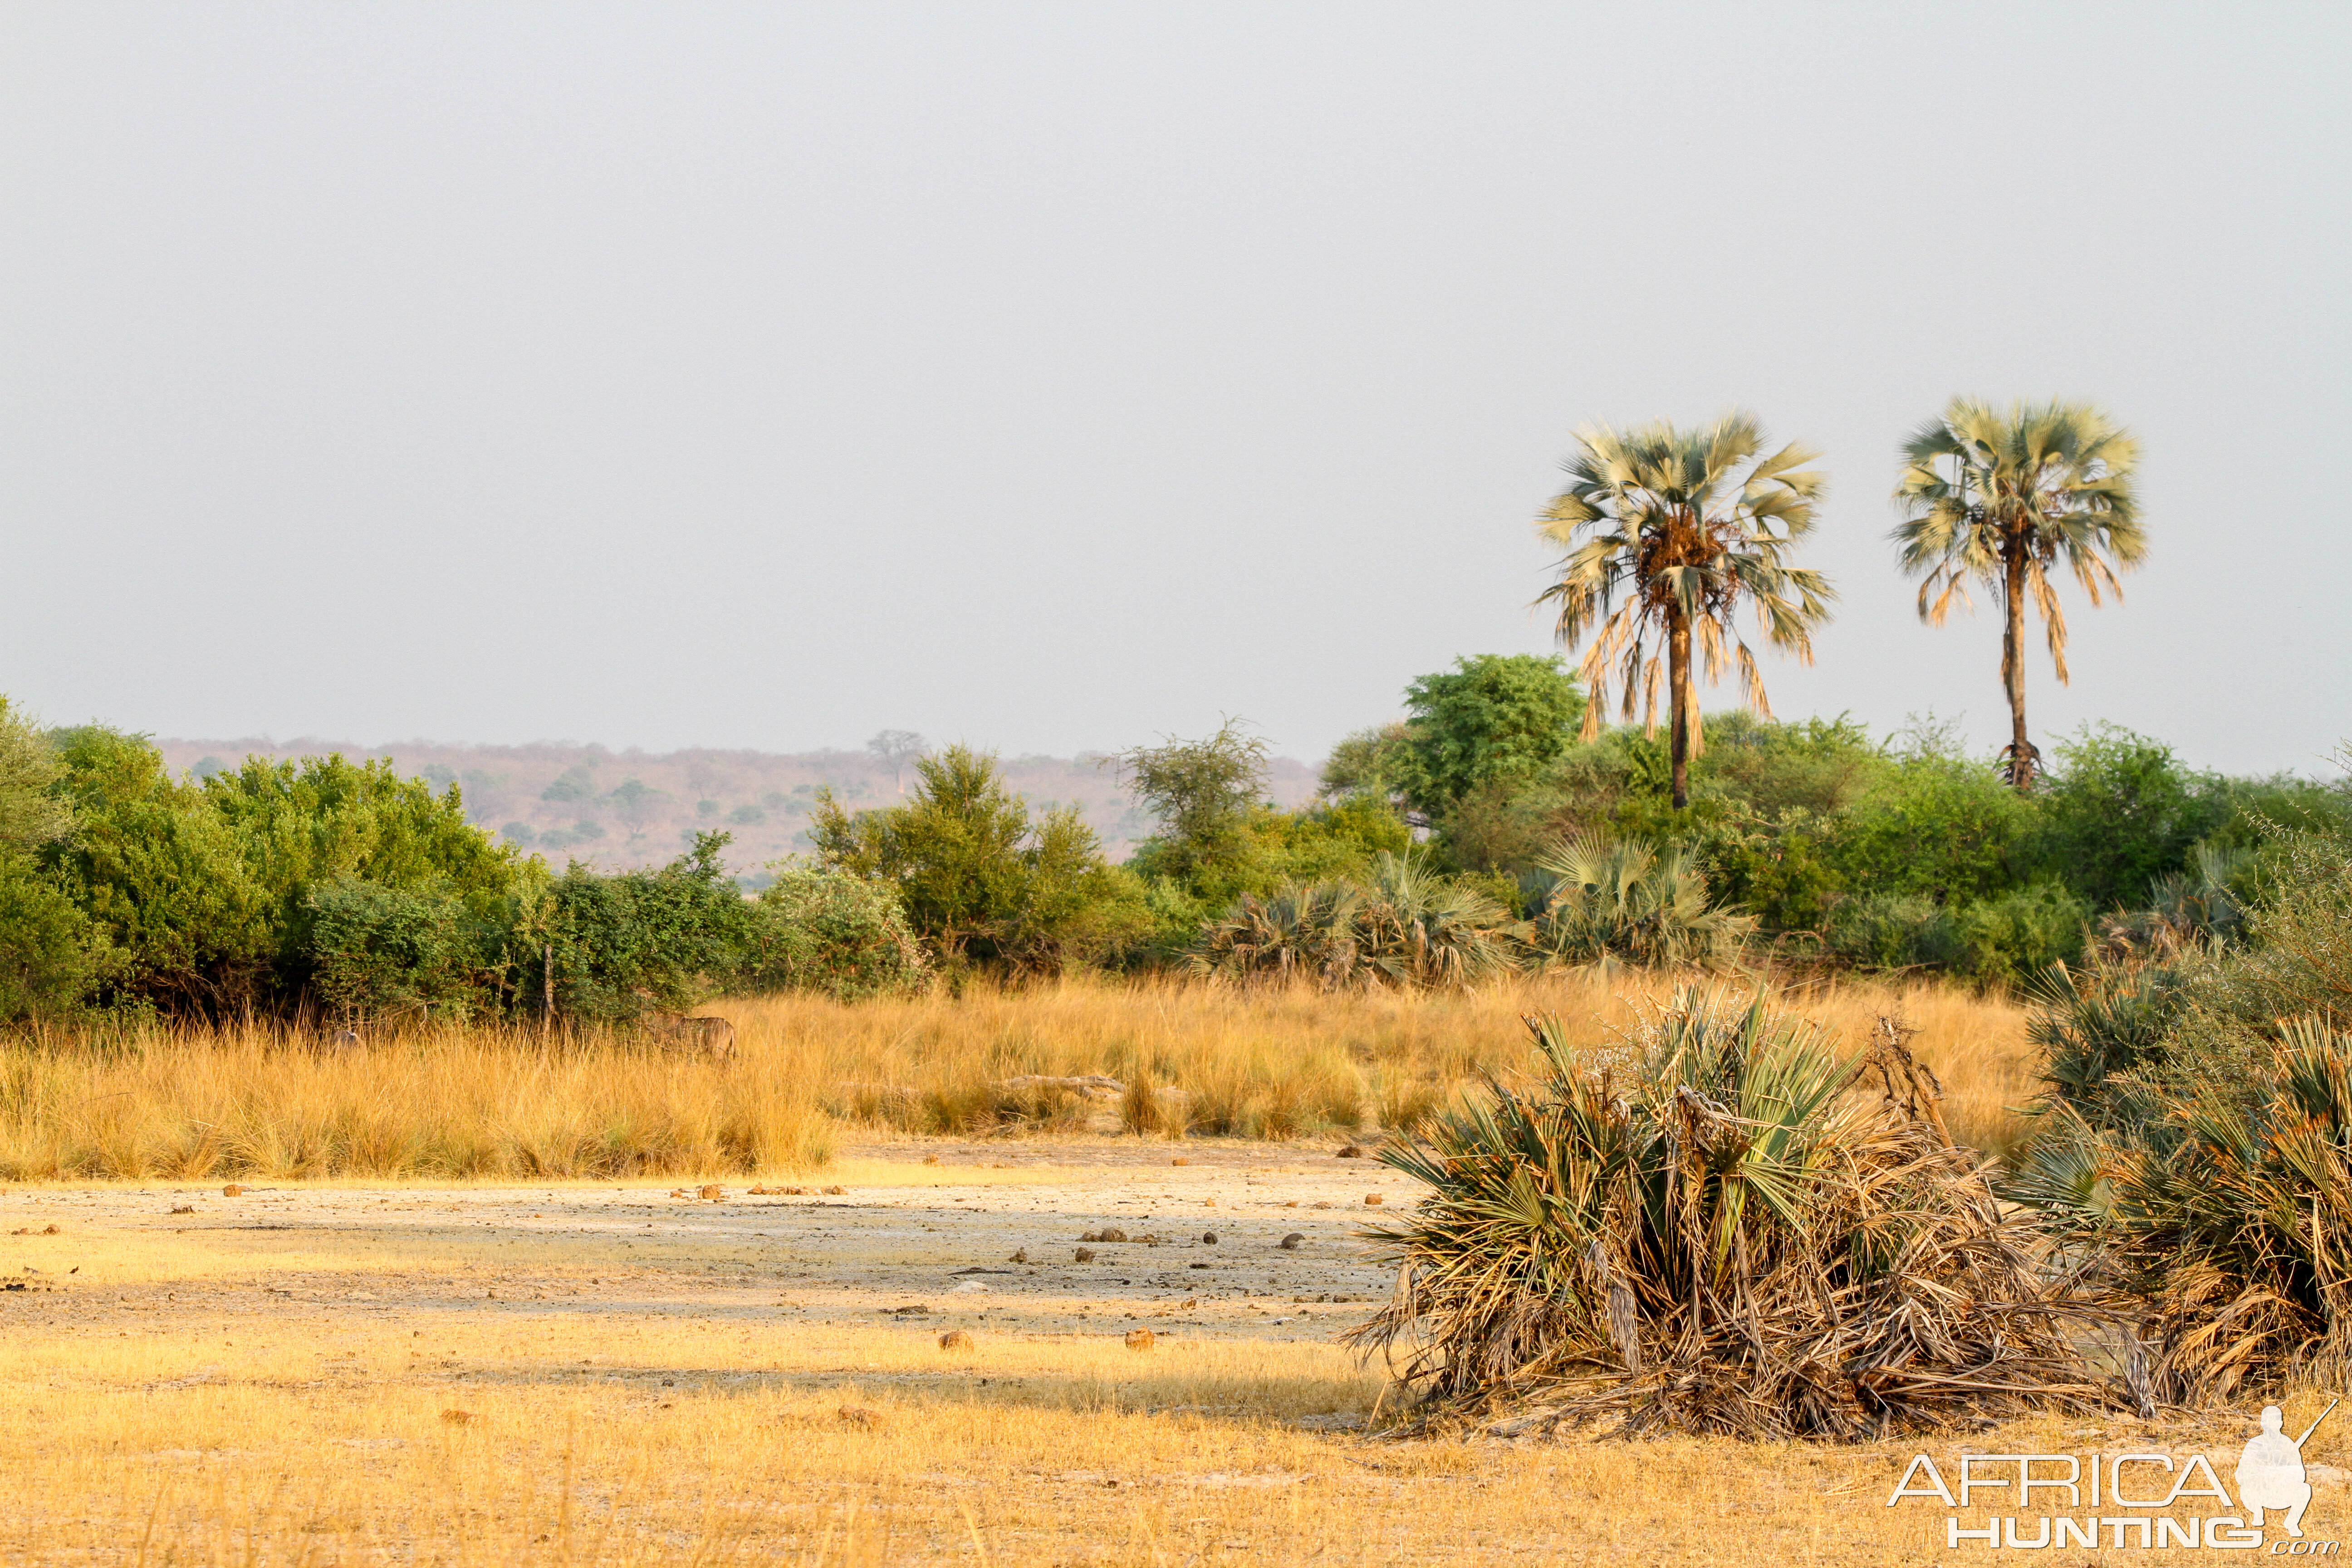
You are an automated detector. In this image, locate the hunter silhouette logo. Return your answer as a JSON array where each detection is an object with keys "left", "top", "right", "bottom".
[
  {"left": 2239, "top": 1400, "right": 2334, "bottom": 1539},
  {"left": 1886, "top": 1398, "right": 2340, "bottom": 1550}
]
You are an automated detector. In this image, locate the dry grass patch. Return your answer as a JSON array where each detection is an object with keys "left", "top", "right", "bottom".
[{"left": 0, "top": 972, "right": 2034, "bottom": 1189}]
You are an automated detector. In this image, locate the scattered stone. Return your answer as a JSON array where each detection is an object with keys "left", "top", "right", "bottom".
[
  {"left": 1074, "top": 1247, "right": 1096, "bottom": 1263},
  {"left": 1279, "top": 1233, "right": 1304, "bottom": 1250},
  {"left": 697, "top": 1185, "right": 725, "bottom": 1201},
  {"left": 222, "top": 1185, "right": 246, "bottom": 1197},
  {"left": 1170, "top": 1157, "right": 1190, "bottom": 1166},
  {"left": 837, "top": 1405, "right": 884, "bottom": 1430},
  {"left": 1007, "top": 1248, "right": 1029, "bottom": 1264},
  {"left": 949, "top": 1279, "right": 989, "bottom": 1294},
  {"left": 1124, "top": 1328, "right": 1156, "bottom": 1352},
  {"left": 170, "top": 1205, "right": 195, "bottom": 1215},
  {"left": 1189, "top": 1261, "right": 1210, "bottom": 1269},
  {"left": 939, "top": 1330, "right": 973, "bottom": 1351},
  {"left": 1336, "top": 1145, "right": 1365, "bottom": 1159},
  {"left": 440, "top": 1409, "right": 479, "bottom": 1426},
  {"left": 1363, "top": 1194, "right": 1383, "bottom": 1206},
  {"left": 1201, "top": 1231, "right": 1218, "bottom": 1245}
]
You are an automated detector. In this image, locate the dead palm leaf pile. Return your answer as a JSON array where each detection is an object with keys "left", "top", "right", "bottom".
[{"left": 1348, "top": 988, "right": 2107, "bottom": 1440}]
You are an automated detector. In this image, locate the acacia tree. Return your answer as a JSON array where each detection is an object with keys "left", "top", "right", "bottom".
[
  {"left": 1535, "top": 413, "right": 1835, "bottom": 809},
  {"left": 1892, "top": 398, "right": 2144, "bottom": 789}
]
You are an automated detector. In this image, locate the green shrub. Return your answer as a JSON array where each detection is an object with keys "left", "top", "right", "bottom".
[
  {"left": 1822, "top": 892, "right": 1951, "bottom": 971},
  {"left": 2027, "top": 725, "right": 2220, "bottom": 910},
  {"left": 305, "top": 877, "right": 479, "bottom": 1023},
  {"left": 0, "top": 856, "right": 106, "bottom": 1024},
  {"left": 1946, "top": 884, "right": 2088, "bottom": 986},
  {"left": 748, "top": 865, "right": 928, "bottom": 1000},
  {"left": 45, "top": 727, "right": 275, "bottom": 1014},
  {"left": 539, "top": 832, "right": 748, "bottom": 1022},
  {"left": 1825, "top": 884, "right": 2082, "bottom": 985},
  {"left": 812, "top": 745, "right": 1146, "bottom": 975},
  {"left": 1396, "top": 654, "right": 1585, "bottom": 818}
]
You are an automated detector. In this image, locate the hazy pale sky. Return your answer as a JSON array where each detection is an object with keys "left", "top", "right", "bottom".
[{"left": 5, "top": 4, "right": 2346, "bottom": 773}]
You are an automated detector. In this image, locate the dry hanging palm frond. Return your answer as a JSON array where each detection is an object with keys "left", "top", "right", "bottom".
[{"left": 1347, "top": 987, "right": 2109, "bottom": 1440}]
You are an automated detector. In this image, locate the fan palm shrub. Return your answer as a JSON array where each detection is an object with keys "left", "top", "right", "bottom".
[
  {"left": 1535, "top": 414, "right": 1836, "bottom": 808},
  {"left": 1523, "top": 832, "right": 1751, "bottom": 970},
  {"left": 2005, "top": 826, "right": 2352, "bottom": 1404},
  {"left": 1190, "top": 854, "right": 1524, "bottom": 990},
  {"left": 1348, "top": 988, "right": 2100, "bottom": 1438},
  {"left": 2029, "top": 1020, "right": 2352, "bottom": 1405},
  {"left": 1892, "top": 399, "right": 2144, "bottom": 788}
]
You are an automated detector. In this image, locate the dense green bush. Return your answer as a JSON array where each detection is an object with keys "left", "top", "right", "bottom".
[
  {"left": 1823, "top": 883, "right": 2084, "bottom": 985},
  {"left": 0, "top": 855, "right": 104, "bottom": 1024},
  {"left": 537, "top": 832, "right": 752, "bottom": 1022},
  {"left": 748, "top": 865, "right": 927, "bottom": 999},
  {"left": 305, "top": 876, "right": 481, "bottom": 1023},
  {"left": 1121, "top": 724, "right": 1414, "bottom": 956},
  {"left": 1395, "top": 654, "right": 1584, "bottom": 818},
  {"left": 812, "top": 744, "right": 1147, "bottom": 975},
  {"left": 45, "top": 726, "right": 275, "bottom": 1014}
]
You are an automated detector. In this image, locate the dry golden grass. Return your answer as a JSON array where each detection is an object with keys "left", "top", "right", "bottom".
[
  {"left": 7, "top": 1168, "right": 2333, "bottom": 1566},
  {"left": 724, "top": 971, "right": 2038, "bottom": 1156},
  {"left": 0, "top": 971, "right": 2037, "bottom": 1183},
  {"left": 0, "top": 1026, "right": 834, "bottom": 1182}
]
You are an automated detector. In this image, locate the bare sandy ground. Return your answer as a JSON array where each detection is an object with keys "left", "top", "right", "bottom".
[
  {"left": 6, "top": 1138, "right": 1403, "bottom": 1351},
  {"left": 7, "top": 1139, "right": 2340, "bottom": 1564}
]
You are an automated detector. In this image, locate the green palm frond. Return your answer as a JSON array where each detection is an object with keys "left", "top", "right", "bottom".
[{"left": 1524, "top": 831, "right": 1754, "bottom": 970}]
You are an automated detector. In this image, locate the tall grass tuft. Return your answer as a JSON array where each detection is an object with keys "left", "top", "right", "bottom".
[
  {"left": 0, "top": 1022, "right": 832, "bottom": 1181},
  {"left": 1348, "top": 987, "right": 2102, "bottom": 1439}
]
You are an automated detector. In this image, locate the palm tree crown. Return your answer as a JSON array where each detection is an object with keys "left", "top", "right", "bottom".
[
  {"left": 1891, "top": 398, "right": 2143, "bottom": 787},
  {"left": 1535, "top": 413, "right": 1834, "bottom": 808}
]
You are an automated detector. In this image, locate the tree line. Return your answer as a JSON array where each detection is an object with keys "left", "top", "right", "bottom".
[{"left": 0, "top": 392, "right": 2331, "bottom": 1024}]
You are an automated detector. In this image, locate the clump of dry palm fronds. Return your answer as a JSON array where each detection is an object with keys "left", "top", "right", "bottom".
[
  {"left": 2017, "top": 1016, "right": 2352, "bottom": 1406},
  {"left": 1347, "top": 987, "right": 2106, "bottom": 1441}
]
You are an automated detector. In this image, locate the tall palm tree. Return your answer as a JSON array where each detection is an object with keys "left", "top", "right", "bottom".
[
  {"left": 1891, "top": 398, "right": 2143, "bottom": 789},
  {"left": 1535, "top": 413, "right": 1834, "bottom": 809}
]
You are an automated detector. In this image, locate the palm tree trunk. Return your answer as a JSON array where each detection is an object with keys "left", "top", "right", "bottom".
[
  {"left": 2003, "top": 540, "right": 2032, "bottom": 789},
  {"left": 1668, "top": 614, "right": 1692, "bottom": 810}
]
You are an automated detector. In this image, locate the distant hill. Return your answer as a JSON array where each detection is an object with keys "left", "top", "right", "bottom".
[{"left": 152, "top": 737, "right": 1322, "bottom": 881}]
